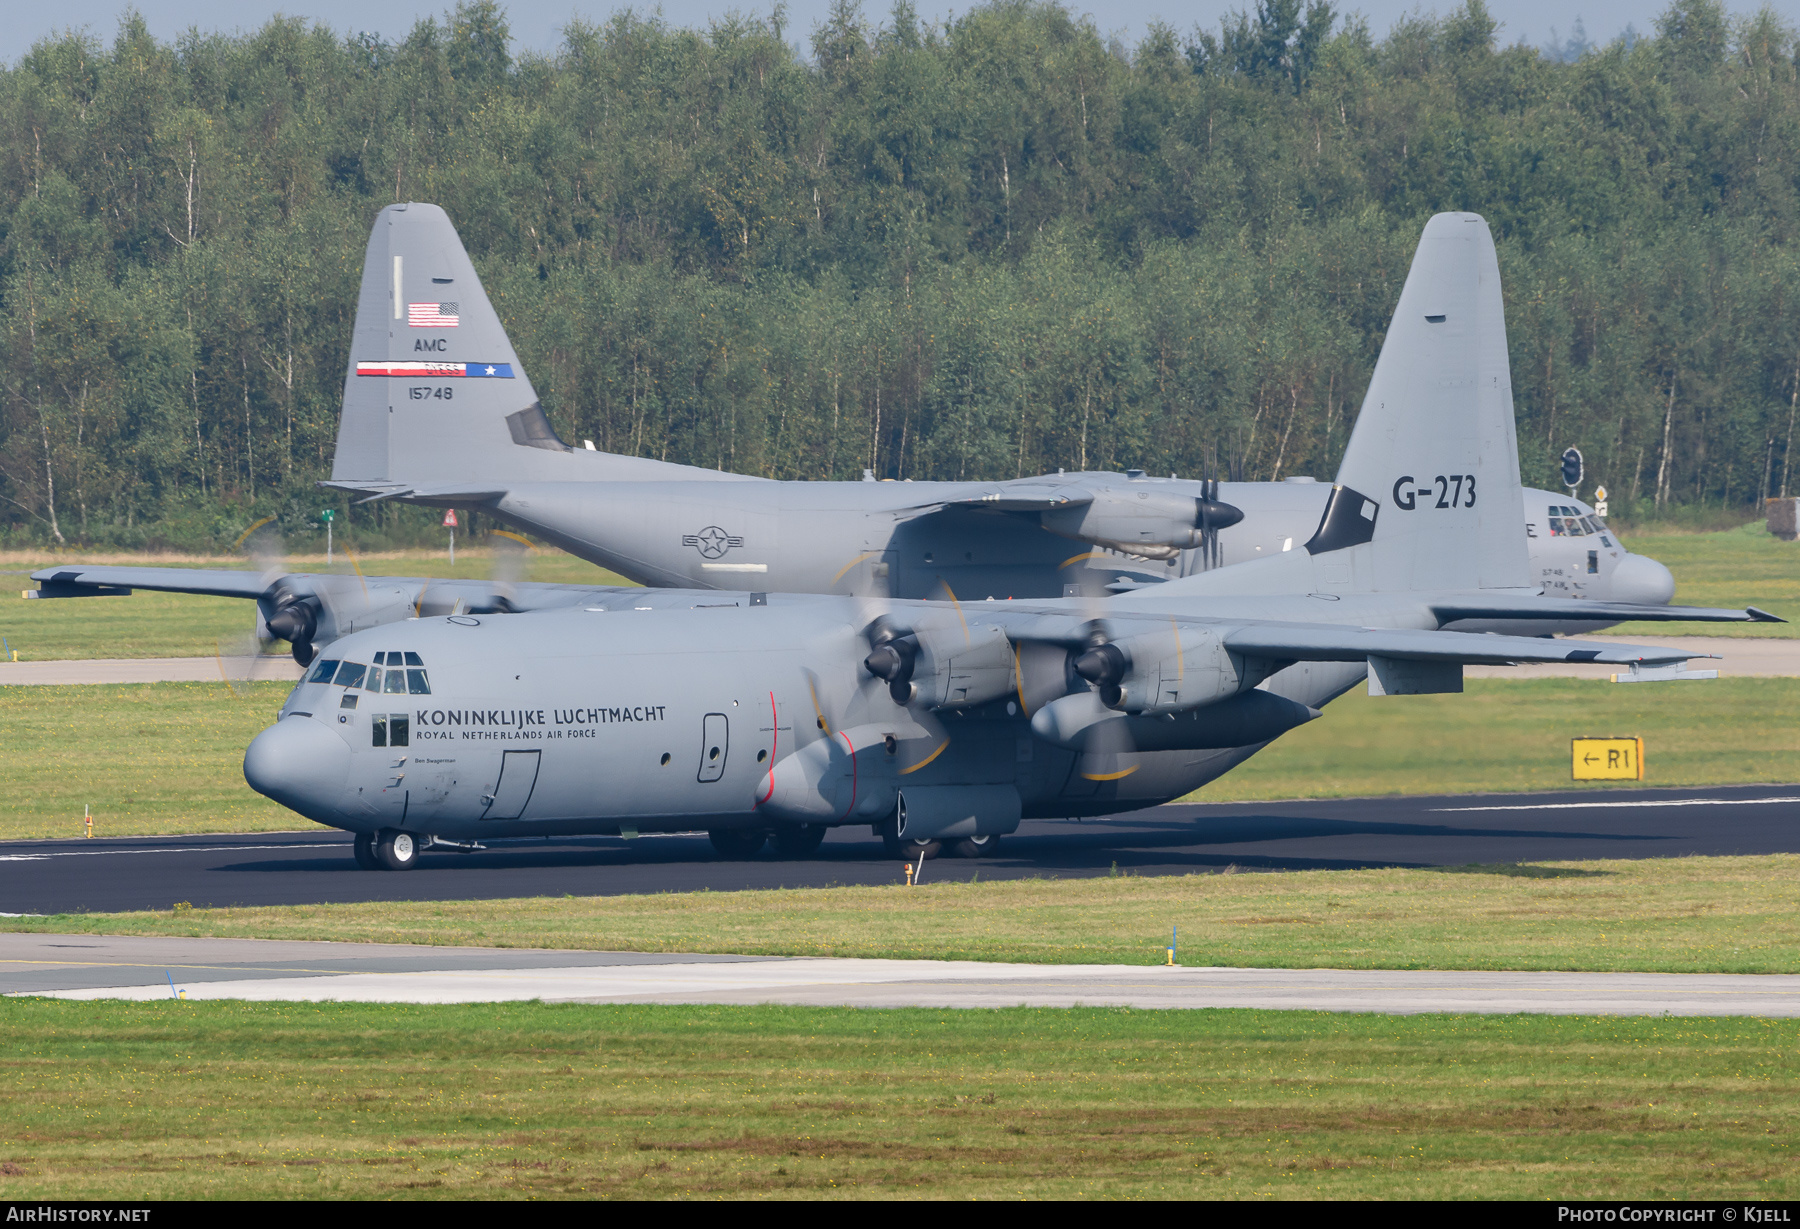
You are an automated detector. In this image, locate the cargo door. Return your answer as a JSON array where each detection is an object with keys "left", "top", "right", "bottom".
[
  {"left": 697, "top": 712, "right": 729, "bottom": 782},
  {"left": 481, "top": 749, "right": 541, "bottom": 820}
]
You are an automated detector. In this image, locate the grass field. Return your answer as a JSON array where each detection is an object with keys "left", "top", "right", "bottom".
[
  {"left": 3, "top": 676, "right": 1793, "bottom": 842},
  {"left": 0, "top": 1000, "right": 1793, "bottom": 1199},
  {"left": 13, "top": 855, "right": 1799, "bottom": 973},
  {"left": 1603, "top": 523, "right": 1800, "bottom": 639},
  {"left": 1, "top": 524, "right": 1796, "bottom": 661},
  {"left": 0, "top": 547, "right": 630, "bottom": 661}
]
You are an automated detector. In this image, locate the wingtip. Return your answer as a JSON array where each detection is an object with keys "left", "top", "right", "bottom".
[{"left": 1747, "top": 606, "right": 1787, "bottom": 623}]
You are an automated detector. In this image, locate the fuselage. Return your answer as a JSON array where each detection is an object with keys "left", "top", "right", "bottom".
[
  {"left": 465, "top": 475, "right": 1668, "bottom": 627},
  {"left": 251, "top": 591, "right": 1382, "bottom": 841}
]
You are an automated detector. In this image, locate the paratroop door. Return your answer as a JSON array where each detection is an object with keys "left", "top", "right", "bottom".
[
  {"left": 481, "top": 749, "right": 541, "bottom": 820},
  {"left": 697, "top": 713, "right": 729, "bottom": 782}
]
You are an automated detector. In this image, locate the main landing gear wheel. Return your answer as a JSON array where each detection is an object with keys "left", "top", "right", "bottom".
[
  {"left": 375, "top": 828, "right": 419, "bottom": 871},
  {"left": 900, "top": 837, "right": 941, "bottom": 861},
  {"left": 708, "top": 828, "right": 768, "bottom": 858},
  {"left": 947, "top": 834, "right": 999, "bottom": 858},
  {"left": 353, "top": 832, "right": 380, "bottom": 870},
  {"left": 771, "top": 824, "right": 827, "bottom": 857}
]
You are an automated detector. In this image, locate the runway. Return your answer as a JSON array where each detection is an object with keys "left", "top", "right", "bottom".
[
  {"left": 2, "top": 784, "right": 1796, "bottom": 915},
  {"left": 8, "top": 933, "right": 1797, "bottom": 1015}
]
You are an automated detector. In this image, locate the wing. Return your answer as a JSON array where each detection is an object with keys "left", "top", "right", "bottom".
[
  {"left": 26, "top": 566, "right": 272, "bottom": 600},
  {"left": 892, "top": 479, "right": 1095, "bottom": 517}
]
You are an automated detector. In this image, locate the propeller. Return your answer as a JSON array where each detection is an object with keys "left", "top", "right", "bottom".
[
  {"left": 1192, "top": 446, "right": 1243, "bottom": 572},
  {"left": 215, "top": 518, "right": 309, "bottom": 695}
]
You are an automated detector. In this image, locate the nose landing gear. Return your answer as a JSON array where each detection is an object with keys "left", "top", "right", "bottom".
[{"left": 351, "top": 828, "right": 419, "bottom": 871}]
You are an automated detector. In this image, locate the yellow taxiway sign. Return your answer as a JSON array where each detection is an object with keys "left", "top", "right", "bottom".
[{"left": 1572, "top": 737, "right": 1644, "bottom": 780}]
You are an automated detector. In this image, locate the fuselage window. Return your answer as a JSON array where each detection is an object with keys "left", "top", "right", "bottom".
[
  {"left": 307, "top": 659, "right": 342, "bottom": 684},
  {"left": 371, "top": 713, "right": 410, "bottom": 747},
  {"left": 333, "top": 662, "right": 367, "bottom": 689}
]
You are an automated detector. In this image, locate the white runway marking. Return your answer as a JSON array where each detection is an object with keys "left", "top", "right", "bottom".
[{"left": 1434, "top": 796, "right": 1800, "bottom": 812}]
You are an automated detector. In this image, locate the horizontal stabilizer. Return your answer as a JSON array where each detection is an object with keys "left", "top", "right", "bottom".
[
  {"left": 319, "top": 480, "right": 510, "bottom": 506},
  {"left": 1221, "top": 622, "right": 1709, "bottom": 668},
  {"left": 1430, "top": 596, "right": 1784, "bottom": 625}
]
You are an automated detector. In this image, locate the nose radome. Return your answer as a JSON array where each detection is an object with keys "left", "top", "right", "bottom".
[
  {"left": 244, "top": 717, "right": 351, "bottom": 821},
  {"left": 1610, "top": 552, "right": 1676, "bottom": 606}
]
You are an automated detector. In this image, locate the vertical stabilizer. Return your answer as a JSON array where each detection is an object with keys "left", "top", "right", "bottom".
[
  {"left": 1142, "top": 212, "right": 1529, "bottom": 599},
  {"left": 1327, "top": 211, "right": 1527, "bottom": 591},
  {"left": 330, "top": 203, "right": 550, "bottom": 486}
]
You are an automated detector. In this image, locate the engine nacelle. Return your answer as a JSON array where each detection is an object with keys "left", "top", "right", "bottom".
[
  {"left": 868, "top": 620, "right": 1016, "bottom": 711},
  {"left": 1042, "top": 489, "right": 1208, "bottom": 559},
  {"left": 1030, "top": 688, "right": 1320, "bottom": 751},
  {"left": 1074, "top": 626, "right": 1271, "bottom": 715}
]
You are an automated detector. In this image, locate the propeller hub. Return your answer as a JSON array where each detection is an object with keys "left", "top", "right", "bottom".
[
  {"left": 863, "top": 636, "right": 918, "bottom": 683},
  {"left": 1196, "top": 497, "right": 1244, "bottom": 531},
  {"left": 1073, "top": 642, "right": 1126, "bottom": 687},
  {"left": 265, "top": 600, "right": 318, "bottom": 647}
]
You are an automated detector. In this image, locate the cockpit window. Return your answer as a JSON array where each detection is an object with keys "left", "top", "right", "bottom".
[
  {"left": 382, "top": 667, "right": 409, "bottom": 694},
  {"left": 307, "top": 659, "right": 341, "bottom": 684},
  {"left": 333, "top": 662, "right": 367, "bottom": 689},
  {"left": 1547, "top": 505, "right": 1593, "bottom": 537},
  {"left": 404, "top": 651, "right": 424, "bottom": 667},
  {"left": 407, "top": 668, "right": 431, "bottom": 694},
  {"left": 364, "top": 666, "right": 382, "bottom": 692}
]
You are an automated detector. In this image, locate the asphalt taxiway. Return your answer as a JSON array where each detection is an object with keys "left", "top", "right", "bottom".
[
  {"left": 8, "top": 933, "right": 1798, "bottom": 1015},
  {"left": 2, "top": 784, "right": 1796, "bottom": 916}
]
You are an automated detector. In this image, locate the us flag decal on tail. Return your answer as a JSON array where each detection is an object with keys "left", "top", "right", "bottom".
[
  {"left": 356, "top": 361, "right": 514, "bottom": 378},
  {"left": 408, "top": 302, "right": 459, "bottom": 327}
]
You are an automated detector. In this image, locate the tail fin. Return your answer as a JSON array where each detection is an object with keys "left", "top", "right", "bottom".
[
  {"left": 330, "top": 203, "right": 735, "bottom": 489},
  {"left": 1328, "top": 211, "right": 1527, "bottom": 591},
  {"left": 1149, "top": 212, "right": 1529, "bottom": 599},
  {"left": 331, "top": 203, "right": 552, "bottom": 487}
]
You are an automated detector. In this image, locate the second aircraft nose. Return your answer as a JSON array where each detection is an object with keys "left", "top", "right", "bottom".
[
  {"left": 244, "top": 717, "right": 352, "bottom": 822},
  {"left": 1610, "top": 552, "right": 1677, "bottom": 606}
]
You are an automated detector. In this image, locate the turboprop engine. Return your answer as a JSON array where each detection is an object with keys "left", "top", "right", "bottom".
[
  {"left": 1026, "top": 624, "right": 1312, "bottom": 753},
  {"left": 1040, "top": 488, "right": 1244, "bottom": 560},
  {"left": 862, "top": 619, "right": 1016, "bottom": 710},
  {"left": 1067, "top": 625, "right": 1272, "bottom": 715}
]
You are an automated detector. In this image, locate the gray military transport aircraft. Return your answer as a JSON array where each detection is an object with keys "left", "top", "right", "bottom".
[
  {"left": 29, "top": 206, "right": 1700, "bottom": 660},
  {"left": 309, "top": 203, "right": 1673, "bottom": 631},
  {"left": 188, "top": 213, "right": 1772, "bottom": 871}
]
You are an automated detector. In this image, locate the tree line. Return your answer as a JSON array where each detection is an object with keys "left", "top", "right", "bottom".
[{"left": 2, "top": 0, "right": 1798, "bottom": 549}]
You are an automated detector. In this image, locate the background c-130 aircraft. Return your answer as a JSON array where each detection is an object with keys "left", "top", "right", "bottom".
[
  {"left": 30, "top": 205, "right": 1686, "bottom": 657},
  {"left": 310, "top": 203, "right": 1671, "bottom": 635},
  {"left": 140, "top": 214, "right": 1778, "bottom": 870}
]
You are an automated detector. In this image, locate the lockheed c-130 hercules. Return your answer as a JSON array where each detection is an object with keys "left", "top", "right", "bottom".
[
  {"left": 30, "top": 204, "right": 1686, "bottom": 666},
  {"left": 174, "top": 214, "right": 1780, "bottom": 869},
  {"left": 310, "top": 203, "right": 1674, "bottom": 636}
]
